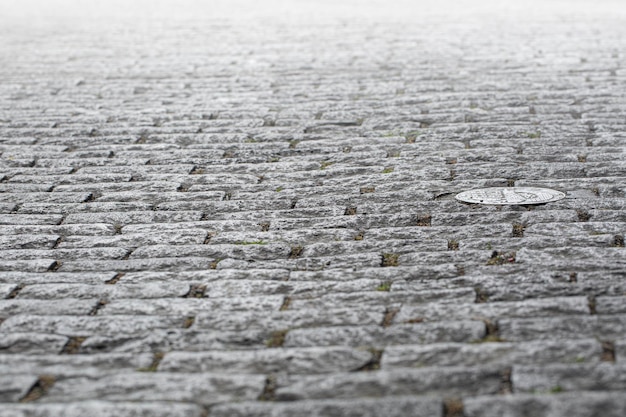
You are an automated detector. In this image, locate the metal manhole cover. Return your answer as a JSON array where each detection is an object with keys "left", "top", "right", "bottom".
[{"left": 455, "top": 187, "right": 566, "bottom": 205}]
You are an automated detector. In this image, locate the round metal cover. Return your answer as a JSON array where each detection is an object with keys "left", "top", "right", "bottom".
[{"left": 455, "top": 187, "right": 565, "bottom": 205}]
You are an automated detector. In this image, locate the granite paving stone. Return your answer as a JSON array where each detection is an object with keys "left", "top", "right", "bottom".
[
  {"left": 210, "top": 396, "right": 443, "bottom": 417},
  {"left": 464, "top": 392, "right": 626, "bottom": 417},
  {"left": 41, "top": 373, "right": 265, "bottom": 405},
  {"left": 1, "top": 0, "right": 625, "bottom": 414},
  {"left": 0, "top": 402, "right": 206, "bottom": 417}
]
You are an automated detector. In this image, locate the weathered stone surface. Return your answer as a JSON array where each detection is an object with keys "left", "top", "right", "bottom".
[
  {"left": 284, "top": 322, "right": 486, "bottom": 348},
  {"left": 0, "top": 402, "right": 205, "bottom": 417},
  {"left": 210, "top": 396, "right": 443, "bottom": 417},
  {"left": 43, "top": 373, "right": 265, "bottom": 405},
  {"left": 101, "top": 295, "right": 284, "bottom": 316},
  {"left": 0, "top": 353, "right": 153, "bottom": 377},
  {"left": 159, "top": 347, "right": 372, "bottom": 374},
  {"left": 464, "top": 392, "right": 626, "bottom": 417},
  {"left": 79, "top": 329, "right": 268, "bottom": 353},
  {"left": 513, "top": 363, "right": 626, "bottom": 393},
  {"left": 195, "top": 307, "right": 384, "bottom": 331},
  {"left": 395, "top": 297, "right": 589, "bottom": 323},
  {"left": 499, "top": 315, "right": 626, "bottom": 341},
  {"left": 382, "top": 340, "right": 603, "bottom": 368},
  {"left": 1, "top": 0, "right": 625, "bottom": 411},
  {"left": 0, "top": 374, "right": 38, "bottom": 402},
  {"left": 0, "top": 333, "right": 68, "bottom": 354},
  {"left": 275, "top": 367, "right": 502, "bottom": 400},
  {"left": 0, "top": 272, "right": 117, "bottom": 285},
  {"left": 0, "top": 315, "right": 185, "bottom": 337},
  {"left": 0, "top": 300, "right": 95, "bottom": 317},
  {"left": 17, "top": 283, "right": 190, "bottom": 299}
]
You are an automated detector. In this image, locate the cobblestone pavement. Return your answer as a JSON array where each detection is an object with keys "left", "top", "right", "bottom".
[{"left": 1, "top": 0, "right": 625, "bottom": 415}]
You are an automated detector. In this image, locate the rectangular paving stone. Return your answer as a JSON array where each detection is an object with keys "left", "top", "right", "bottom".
[
  {"left": 0, "top": 333, "right": 69, "bottom": 354},
  {"left": 0, "top": 214, "right": 63, "bottom": 225},
  {"left": 17, "top": 283, "right": 190, "bottom": 300},
  {"left": 63, "top": 211, "right": 203, "bottom": 225},
  {"left": 0, "top": 353, "right": 153, "bottom": 377},
  {"left": 0, "top": 234, "right": 60, "bottom": 250},
  {"left": 0, "top": 402, "right": 206, "bottom": 417},
  {"left": 275, "top": 366, "right": 502, "bottom": 400},
  {"left": 0, "top": 271, "right": 117, "bottom": 285},
  {"left": 0, "top": 284, "right": 16, "bottom": 299},
  {"left": 122, "top": 220, "right": 259, "bottom": 234},
  {"left": 58, "top": 230, "right": 209, "bottom": 248},
  {"left": 382, "top": 339, "right": 603, "bottom": 368},
  {"left": 0, "top": 315, "right": 185, "bottom": 337},
  {"left": 130, "top": 243, "right": 291, "bottom": 260},
  {"left": 101, "top": 295, "right": 284, "bottom": 316},
  {"left": 210, "top": 396, "right": 443, "bottom": 417},
  {"left": 18, "top": 202, "right": 154, "bottom": 215},
  {"left": 0, "top": 248, "right": 129, "bottom": 261},
  {"left": 290, "top": 288, "right": 475, "bottom": 310},
  {"left": 0, "top": 300, "right": 95, "bottom": 317},
  {"left": 596, "top": 296, "right": 626, "bottom": 314},
  {"left": 43, "top": 372, "right": 265, "bottom": 405},
  {"left": 499, "top": 315, "right": 626, "bottom": 341},
  {"left": 0, "top": 374, "right": 38, "bottom": 402},
  {"left": 202, "top": 279, "right": 378, "bottom": 298},
  {"left": 79, "top": 329, "right": 268, "bottom": 353},
  {"left": 8, "top": 173, "right": 132, "bottom": 184},
  {"left": 464, "top": 392, "right": 626, "bottom": 417},
  {"left": 0, "top": 203, "right": 16, "bottom": 213},
  {"left": 95, "top": 190, "right": 226, "bottom": 202},
  {"left": 0, "top": 223, "right": 116, "bottom": 236},
  {"left": 0, "top": 184, "right": 54, "bottom": 193},
  {"left": 52, "top": 181, "right": 183, "bottom": 193},
  {"left": 284, "top": 321, "right": 485, "bottom": 348},
  {"left": 512, "top": 363, "right": 626, "bottom": 393},
  {"left": 58, "top": 257, "right": 215, "bottom": 272},
  {"left": 395, "top": 297, "right": 589, "bottom": 323},
  {"left": 288, "top": 265, "right": 459, "bottom": 281},
  {"left": 159, "top": 346, "right": 372, "bottom": 374},
  {"left": 121, "top": 268, "right": 290, "bottom": 283},
  {"left": 195, "top": 307, "right": 384, "bottom": 332},
  {"left": 0, "top": 259, "right": 56, "bottom": 272}
]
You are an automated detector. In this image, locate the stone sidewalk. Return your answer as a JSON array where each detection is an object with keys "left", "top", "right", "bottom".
[{"left": 0, "top": 0, "right": 625, "bottom": 415}]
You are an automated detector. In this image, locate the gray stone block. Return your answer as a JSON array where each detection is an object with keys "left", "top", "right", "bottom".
[
  {"left": 513, "top": 363, "right": 626, "bottom": 393},
  {"left": 0, "top": 300, "right": 95, "bottom": 317},
  {"left": 0, "top": 374, "right": 38, "bottom": 402},
  {"left": 499, "top": 315, "right": 626, "bottom": 341},
  {"left": 275, "top": 367, "right": 502, "bottom": 400},
  {"left": 0, "top": 272, "right": 117, "bottom": 285},
  {"left": 0, "top": 234, "right": 60, "bottom": 250},
  {"left": 464, "top": 392, "right": 626, "bottom": 417},
  {"left": 0, "top": 214, "right": 63, "bottom": 225},
  {"left": 284, "top": 321, "right": 485, "bottom": 348},
  {"left": 101, "top": 295, "right": 284, "bottom": 316},
  {"left": 159, "top": 347, "right": 372, "bottom": 374},
  {"left": 0, "top": 259, "right": 56, "bottom": 273},
  {"left": 0, "top": 353, "right": 153, "bottom": 377},
  {"left": 0, "top": 315, "right": 185, "bottom": 337},
  {"left": 596, "top": 296, "right": 626, "bottom": 314},
  {"left": 0, "top": 402, "right": 205, "bottom": 417},
  {"left": 0, "top": 333, "right": 68, "bottom": 354},
  {"left": 382, "top": 340, "right": 602, "bottom": 368},
  {"left": 395, "top": 297, "right": 589, "bottom": 323},
  {"left": 17, "top": 283, "right": 190, "bottom": 300},
  {"left": 195, "top": 307, "right": 384, "bottom": 332},
  {"left": 210, "top": 396, "right": 443, "bottom": 417},
  {"left": 43, "top": 372, "right": 264, "bottom": 405},
  {"left": 80, "top": 329, "right": 268, "bottom": 353}
]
